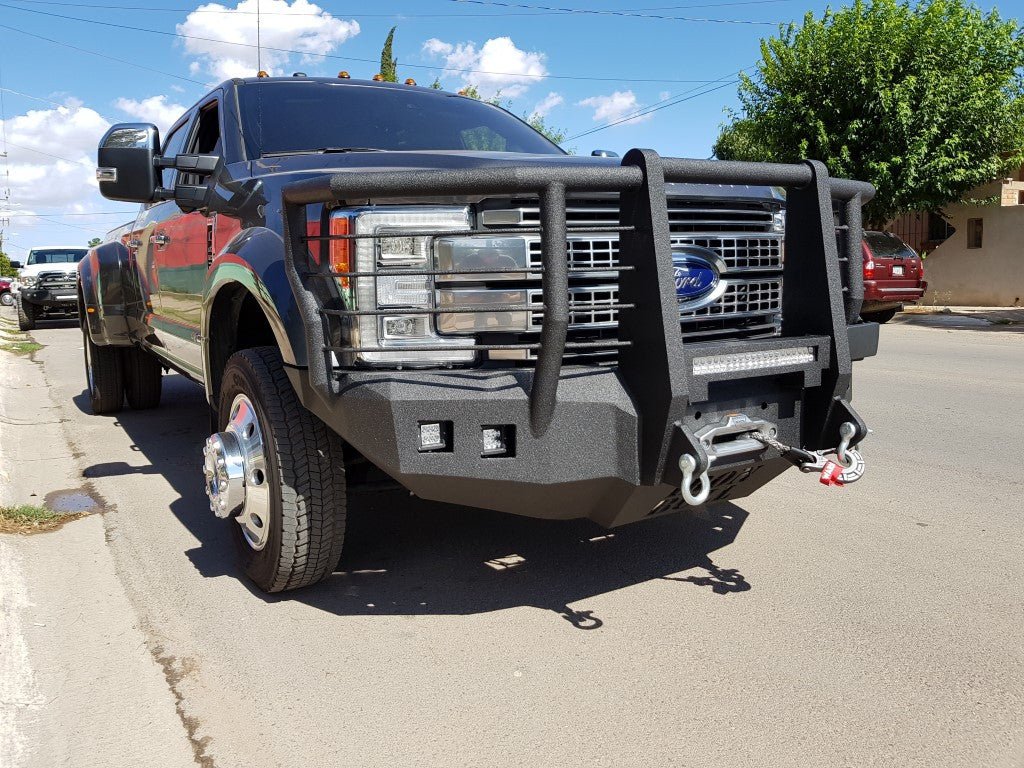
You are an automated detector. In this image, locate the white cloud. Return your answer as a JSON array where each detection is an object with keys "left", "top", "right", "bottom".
[
  {"left": 422, "top": 36, "right": 546, "bottom": 98},
  {"left": 0, "top": 101, "right": 128, "bottom": 244},
  {"left": 530, "top": 92, "right": 563, "bottom": 119},
  {"left": 177, "top": 0, "right": 359, "bottom": 81},
  {"left": 577, "top": 90, "right": 651, "bottom": 126},
  {"left": 115, "top": 95, "right": 188, "bottom": 135}
]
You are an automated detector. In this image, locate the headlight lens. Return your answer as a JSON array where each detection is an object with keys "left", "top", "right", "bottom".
[
  {"left": 771, "top": 210, "right": 785, "bottom": 233},
  {"left": 20, "top": 275, "right": 37, "bottom": 288},
  {"left": 337, "top": 207, "right": 475, "bottom": 367}
]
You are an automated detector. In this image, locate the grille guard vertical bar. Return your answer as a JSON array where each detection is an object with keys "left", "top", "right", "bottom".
[{"left": 530, "top": 183, "right": 569, "bottom": 437}]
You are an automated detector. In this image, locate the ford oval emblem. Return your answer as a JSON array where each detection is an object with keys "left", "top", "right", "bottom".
[{"left": 672, "top": 246, "right": 725, "bottom": 309}]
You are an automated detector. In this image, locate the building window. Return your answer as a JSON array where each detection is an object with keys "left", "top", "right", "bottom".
[
  {"left": 1018, "top": 190, "right": 1024, "bottom": 205},
  {"left": 967, "top": 218, "right": 983, "bottom": 249},
  {"left": 926, "top": 213, "right": 955, "bottom": 244}
]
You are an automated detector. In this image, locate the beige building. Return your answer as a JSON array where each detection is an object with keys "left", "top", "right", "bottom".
[{"left": 890, "top": 172, "right": 1024, "bottom": 307}]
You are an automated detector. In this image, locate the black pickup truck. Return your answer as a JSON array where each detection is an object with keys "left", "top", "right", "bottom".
[{"left": 81, "top": 75, "right": 878, "bottom": 593}]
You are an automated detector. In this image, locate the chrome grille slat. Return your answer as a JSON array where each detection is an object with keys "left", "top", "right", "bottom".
[{"left": 483, "top": 197, "right": 784, "bottom": 351}]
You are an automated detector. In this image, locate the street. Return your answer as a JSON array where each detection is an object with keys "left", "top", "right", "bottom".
[{"left": 3, "top": 315, "right": 1023, "bottom": 767}]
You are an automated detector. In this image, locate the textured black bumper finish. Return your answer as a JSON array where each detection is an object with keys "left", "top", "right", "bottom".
[
  {"left": 290, "top": 365, "right": 805, "bottom": 526},
  {"left": 847, "top": 322, "right": 880, "bottom": 361},
  {"left": 22, "top": 289, "right": 78, "bottom": 307}
]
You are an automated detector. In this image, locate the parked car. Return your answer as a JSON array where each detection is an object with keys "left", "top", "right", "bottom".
[
  {"left": 14, "top": 245, "right": 88, "bottom": 330},
  {"left": 861, "top": 230, "right": 927, "bottom": 323},
  {"left": 0, "top": 276, "right": 13, "bottom": 306},
  {"left": 81, "top": 75, "right": 877, "bottom": 594}
]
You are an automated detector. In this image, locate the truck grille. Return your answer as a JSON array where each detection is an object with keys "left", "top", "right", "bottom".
[
  {"left": 487, "top": 197, "right": 784, "bottom": 350},
  {"left": 37, "top": 271, "right": 77, "bottom": 292}
]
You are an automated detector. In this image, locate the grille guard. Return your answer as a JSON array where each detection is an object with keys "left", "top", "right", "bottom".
[{"left": 281, "top": 150, "right": 874, "bottom": 486}]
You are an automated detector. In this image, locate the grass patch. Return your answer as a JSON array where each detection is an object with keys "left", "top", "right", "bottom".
[
  {"left": 0, "top": 340, "right": 43, "bottom": 355},
  {"left": 0, "top": 504, "right": 79, "bottom": 534}
]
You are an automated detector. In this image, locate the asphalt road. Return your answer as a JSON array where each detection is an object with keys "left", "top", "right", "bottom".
[{"left": 19, "top": 319, "right": 1024, "bottom": 767}]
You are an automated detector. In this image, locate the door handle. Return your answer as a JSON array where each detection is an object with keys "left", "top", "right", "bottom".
[{"left": 150, "top": 233, "right": 170, "bottom": 248}]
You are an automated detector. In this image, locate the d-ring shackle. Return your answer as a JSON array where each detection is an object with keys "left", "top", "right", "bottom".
[{"left": 678, "top": 454, "right": 711, "bottom": 506}]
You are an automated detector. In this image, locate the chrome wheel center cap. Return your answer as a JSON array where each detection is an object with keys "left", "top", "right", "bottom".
[
  {"left": 202, "top": 394, "right": 272, "bottom": 551},
  {"left": 203, "top": 432, "right": 245, "bottom": 519}
]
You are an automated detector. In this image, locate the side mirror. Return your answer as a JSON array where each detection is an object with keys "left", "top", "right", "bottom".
[
  {"left": 591, "top": 149, "right": 619, "bottom": 158},
  {"left": 10, "top": 260, "right": 23, "bottom": 270},
  {"left": 96, "top": 123, "right": 161, "bottom": 203}
]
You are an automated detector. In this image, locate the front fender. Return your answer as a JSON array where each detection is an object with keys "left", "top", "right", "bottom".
[
  {"left": 203, "top": 226, "right": 302, "bottom": 390},
  {"left": 78, "top": 242, "right": 134, "bottom": 346}
]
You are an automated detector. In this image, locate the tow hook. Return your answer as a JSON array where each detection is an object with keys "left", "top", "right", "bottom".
[
  {"left": 676, "top": 416, "right": 867, "bottom": 505},
  {"left": 750, "top": 421, "right": 866, "bottom": 486}
]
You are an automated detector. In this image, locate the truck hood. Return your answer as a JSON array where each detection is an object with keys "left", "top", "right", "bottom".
[
  {"left": 250, "top": 150, "right": 785, "bottom": 204},
  {"left": 17, "top": 263, "right": 80, "bottom": 279}
]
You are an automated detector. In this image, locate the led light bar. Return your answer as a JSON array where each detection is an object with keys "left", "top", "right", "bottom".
[{"left": 692, "top": 346, "right": 815, "bottom": 376}]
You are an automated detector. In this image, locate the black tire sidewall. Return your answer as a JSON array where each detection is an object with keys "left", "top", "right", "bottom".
[{"left": 217, "top": 356, "right": 286, "bottom": 587}]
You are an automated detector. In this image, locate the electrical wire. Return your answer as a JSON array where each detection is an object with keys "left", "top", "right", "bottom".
[
  {"left": 0, "top": 22, "right": 205, "bottom": 85},
  {"left": 0, "top": 2, "right": 770, "bottom": 84},
  {"left": 451, "top": 0, "right": 776, "bottom": 24},
  {"left": 0, "top": 139, "right": 94, "bottom": 167},
  {"left": 3, "top": 0, "right": 796, "bottom": 16},
  {"left": 567, "top": 79, "right": 740, "bottom": 140},
  {"left": 0, "top": 210, "right": 137, "bottom": 216}
]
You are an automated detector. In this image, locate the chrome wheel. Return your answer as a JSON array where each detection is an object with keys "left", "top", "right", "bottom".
[
  {"left": 203, "top": 394, "right": 272, "bottom": 551},
  {"left": 0, "top": 292, "right": 13, "bottom": 306}
]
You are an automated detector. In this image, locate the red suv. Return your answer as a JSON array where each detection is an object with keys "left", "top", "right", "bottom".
[
  {"left": 861, "top": 230, "right": 927, "bottom": 323},
  {"left": 0, "top": 277, "right": 13, "bottom": 307}
]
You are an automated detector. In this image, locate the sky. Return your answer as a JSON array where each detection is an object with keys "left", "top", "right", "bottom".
[{"left": 0, "top": 0, "right": 1021, "bottom": 253}]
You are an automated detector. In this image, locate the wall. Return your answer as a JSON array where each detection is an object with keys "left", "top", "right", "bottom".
[{"left": 922, "top": 201, "right": 1024, "bottom": 307}]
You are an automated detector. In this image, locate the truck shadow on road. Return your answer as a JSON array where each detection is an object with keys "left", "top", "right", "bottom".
[{"left": 78, "top": 373, "right": 753, "bottom": 629}]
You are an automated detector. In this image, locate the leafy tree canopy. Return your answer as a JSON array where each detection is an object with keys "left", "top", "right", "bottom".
[{"left": 713, "top": 0, "right": 1024, "bottom": 225}]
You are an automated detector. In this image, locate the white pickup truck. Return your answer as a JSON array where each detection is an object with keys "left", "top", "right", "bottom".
[{"left": 12, "top": 245, "right": 88, "bottom": 330}]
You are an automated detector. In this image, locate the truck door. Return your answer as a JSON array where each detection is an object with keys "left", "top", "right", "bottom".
[{"left": 152, "top": 96, "right": 223, "bottom": 378}]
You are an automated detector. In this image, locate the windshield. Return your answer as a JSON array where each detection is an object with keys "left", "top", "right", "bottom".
[
  {"left": 26, "top": 249, "right": 87, "bottom": 265},
  {"left": 237, "top": 81, "right": 564, "bottom": 157},
  {"left": 864, "top": 232, "right": 915, "bottom": 259}
]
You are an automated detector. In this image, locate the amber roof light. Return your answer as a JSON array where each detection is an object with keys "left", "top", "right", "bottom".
[
  {"left": 404, "top": 78, "right": 417, "bottom": 86},
  {"left": 338, "top": 70, "right": 350, "bottom": 79},
  {"left": 256, "top": 70, "right": 269, "bottom": 78},
  {"left": 372, "top": 74, "right": 384, "bottom": 81}
]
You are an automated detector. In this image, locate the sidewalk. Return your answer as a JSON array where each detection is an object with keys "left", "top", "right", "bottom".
[{"left": 0, "top": 315, "right": 195, "bottom": 768}]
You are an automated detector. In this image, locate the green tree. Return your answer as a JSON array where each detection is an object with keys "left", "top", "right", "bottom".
[
  {"left": 0, "top": 251, "right": 16, "bottom": 278},
  {"left": 88, "top": 237, "right": 102, "bottom": 247},
  {"left": 713, "top": 0, "right": 1024, "bottom": 225},
  {"left": 380, "top": 26, "right": 398, "bottom": 83}
]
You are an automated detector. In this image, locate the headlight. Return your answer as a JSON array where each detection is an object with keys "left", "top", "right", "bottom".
[
  {"left": 334, "top": 207, "right": 475, "bottom": 367},
  {"left": 20, "top": 275, "right": 37, "bottom": 288},
  {"left": 771, "top": 210, "right": 785, "bottom": 233}
]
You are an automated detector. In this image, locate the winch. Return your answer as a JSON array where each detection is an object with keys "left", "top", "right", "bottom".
[{"left": 677, "top": 414, "right": 867, "bottom": 506}]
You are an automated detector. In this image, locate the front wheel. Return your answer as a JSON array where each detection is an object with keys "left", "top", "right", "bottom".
[
  {"left": 17, "top": 297, "right": 37, "bottom": 331},
  {"left": 0, "top": 291, "right": 13, "bottom": 307},
  {"left": 206, "top": 347, "right": 347, "bottom": 593}
]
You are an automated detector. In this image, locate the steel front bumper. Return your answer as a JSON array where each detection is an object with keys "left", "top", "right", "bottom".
[
  {"left": 287, "top": 344, "right": 843, "bottom": 527},
  {"left": 20, "top": 288, "right": 78, "bottom": 308}
]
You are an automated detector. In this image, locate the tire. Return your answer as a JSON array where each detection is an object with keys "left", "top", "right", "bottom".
[
  {"left": 862, "top": 308, "right": 897, "bottom": 324},
  {"left": 17, "top": 297, "right": 37, "bottom": 331},
  {"left": 218, "top": 347, "right": 347, "bottom": 593},
  {"left": 0, "top": 291, "right": 13, "bottom": 307},
  {"left": 122, "top": 346, "right": 163, "bottom": 409},
  {"left": 82, "top": 326, "right": 124, "bottom": 414}
]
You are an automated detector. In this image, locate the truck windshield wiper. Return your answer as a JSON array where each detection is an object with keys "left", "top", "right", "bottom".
[{"left": 262, "top": 147, "right": 387, "bottom": 157}]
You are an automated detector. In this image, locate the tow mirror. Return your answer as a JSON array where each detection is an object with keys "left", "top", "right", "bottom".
[
  {"left": 96, "top": 123, "right": 161, "bottom": 203},
  {"left": 169, "top": 154, "right": 224, "bottom": 213},
  {"left": 10, "top": 260, "right": 23, "bottom": 270}
]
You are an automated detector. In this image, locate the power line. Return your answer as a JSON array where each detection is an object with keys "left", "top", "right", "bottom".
[
  {"left": 0, "top": 2, "right": 768, "bottom": 83},
  {"left": 452, "top": 0, "right": 776, "bottom": 24},
  {"left": 0, "top": 139, "right": 94, "bottom": 167},
  {"left": 3, "top": 0, "right": 795, "bottom": 16},
  {"left": 0, "top": 22, "right": 205, "bottom": 85},
  {"left": 0, "top": 85, "right": 117, "bottom": 123},
  {"left": 567, "top": 79, "right": 740, "bottom": 140}
]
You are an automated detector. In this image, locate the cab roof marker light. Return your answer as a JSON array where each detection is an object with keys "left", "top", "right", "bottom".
[{"left": 692, "top": 347, "right": 816, "bottom": 376}]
